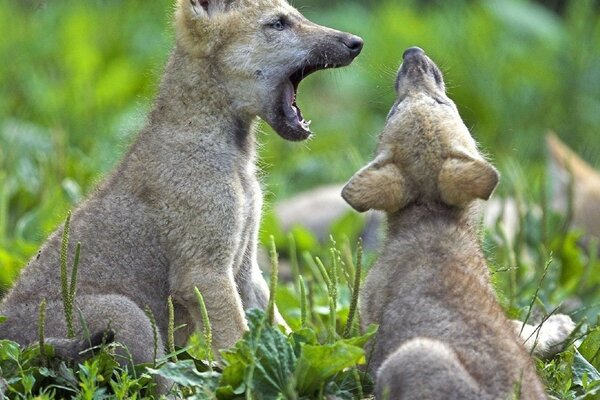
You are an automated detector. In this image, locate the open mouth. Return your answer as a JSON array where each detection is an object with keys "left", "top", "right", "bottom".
[{"left": 278, "top": 63, "right": 341, "bottom": 141}]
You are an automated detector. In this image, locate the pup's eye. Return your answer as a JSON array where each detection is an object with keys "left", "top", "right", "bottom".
[{"left": 270, "top": 18, "right": 287, "bottom": 31}]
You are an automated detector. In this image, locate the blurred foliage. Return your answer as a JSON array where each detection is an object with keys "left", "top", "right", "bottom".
[
  {"left": 1, "top": 0, "right": 600, "bottom": 276},
  {"left": 1, "top": 0, "right": 600, "bottom": 396}
]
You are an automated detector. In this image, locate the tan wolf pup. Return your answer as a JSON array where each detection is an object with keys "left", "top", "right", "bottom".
[
  {"left": 0, "top": 0, "right": 363, "bottom": 368},
  {"left": 547, "top": 133, "right": 600, "bottom": 241},
  {"left": 342, "top": 47, "right": 547, "bottom": 399}
]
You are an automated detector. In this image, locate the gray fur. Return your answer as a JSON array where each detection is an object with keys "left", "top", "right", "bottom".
[{"left": 0, "top": 0, "right": 362, "bottom": 375}]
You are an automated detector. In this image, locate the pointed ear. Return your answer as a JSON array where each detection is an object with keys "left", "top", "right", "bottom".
[
  {"left": 438, "top": 156, "right": 499, "bottom": 207},
  {"left": 177, "top": 0, "right": 232, "bottom": 20},
  {"left": 342, "top": 153, "right": 411, "bottom": 213}
]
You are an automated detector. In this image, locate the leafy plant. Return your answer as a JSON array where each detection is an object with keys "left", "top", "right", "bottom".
[{"left": 1, "top": 0, "right": 600, "bottom": 398}]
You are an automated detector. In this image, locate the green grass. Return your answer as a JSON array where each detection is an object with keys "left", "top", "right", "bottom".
[
  {"left": 0, "top": 236, "right": 377, "bottom": 399},
  {"left": 1, "top": 201, "right": 600, "bottom": 398},
  {"left": 2, "top": 0, "right": 600, "bottom": 398}
]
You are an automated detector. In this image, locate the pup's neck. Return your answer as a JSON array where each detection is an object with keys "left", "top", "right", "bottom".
[
  {"left": 386, "top": 201, "right": 482, "bottom": 237},
  {"left": 146, "top": 45, "right": 257, "bottom": 155},
  {"left": 377, "top": 201, "right": 491, "bottom": 290}
]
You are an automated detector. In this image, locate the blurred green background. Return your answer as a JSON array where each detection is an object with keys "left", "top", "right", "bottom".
[{"left": 1, "top": 0, "right": 599, "bottom": 289}]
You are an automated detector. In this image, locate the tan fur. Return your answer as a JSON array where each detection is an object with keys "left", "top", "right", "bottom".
[
  {"left": 0, "top": 0, "right": 362, "bottom": 378},
  {"left": 343, "top": 48, "right": 546, "bottom": 399},
  {"left": 547, "top": 133, "right": 600, "bottom": 239}
]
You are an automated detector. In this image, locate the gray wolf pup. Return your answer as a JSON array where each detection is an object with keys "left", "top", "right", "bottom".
[
  {"left": 0, "top": 0, "right": 363, "bottom": 371},
  {"left": 342, "top": 47, "right": 547, "bottom": 399}
]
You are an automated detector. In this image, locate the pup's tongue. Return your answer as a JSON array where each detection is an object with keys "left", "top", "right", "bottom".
[
  {"left": 283, "top": 82, "right": 297, "bottom": 120},
  {"left": 282, "top": 80, "right": 310, "bottom": 132}
]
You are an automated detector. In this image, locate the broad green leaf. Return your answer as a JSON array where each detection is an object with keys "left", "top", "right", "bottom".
[
  {"left": 21, "top": 343, "right": 55, "bottom": 360},
  {"left": 295, "top": 341, "right": 364, "bottom": 395},
  {"left": 341, "top": 324, "right": 378, "bottom": 348},
  {"left": 0, "top": 340, "right": 21, "bottom": 362},
  {"left": 219, "top": 309, "right": 296, "bottom": 400},
  {"left": 58, "top": 361, "right": 80, "bottom": 388},
  {"left": 147, "top": 360, "right": 220, "bottom": 389},
  {"left": 579, "top": 328, "right": 600, "bottom": 371},
  {"left": 38, "top": 367, "right": 57, "bottom": 378},
  {"left": 291, "top": 328, "right": 318, "bottom": 357},
  {"left": 219, "top": 348, "right": 249, "bottom": 393},
  {"left": 215, "top": 383, "right": 246, "bottom": 399},
  {"left": 0, "top": 316, "right": 6, "bottom": 324},
  {"left": 20, "top": 374, "right": 35, "bottom": 394},
  {"left": 572, "top": 350, "right": 600, "bottom": 387},
  {"left": 251, "top": 326, "right": 296, "bottom": 400}
]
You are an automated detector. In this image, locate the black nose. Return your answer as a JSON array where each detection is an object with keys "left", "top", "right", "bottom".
[
  {"left": 403, "top": 46, "right": 425, "bottom": 60},
  {"left": 342, "top": 35, "right": 364, "bottom": 56}
]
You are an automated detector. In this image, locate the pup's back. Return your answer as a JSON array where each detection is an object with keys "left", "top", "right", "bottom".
[{"left": 342, "top": 48, "right": 546, "bottom": 399}]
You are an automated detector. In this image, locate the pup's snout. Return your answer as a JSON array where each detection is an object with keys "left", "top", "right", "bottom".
[
  {"left": 403, "top": 46, "right": 425, "bottom": 60},
  {"left": 341, "top": 34, "right": 364, "bottom": 57}
]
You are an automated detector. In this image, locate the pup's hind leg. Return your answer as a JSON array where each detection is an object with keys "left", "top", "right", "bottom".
[
  {"left": 63, "top": 294, "right": 166, "bottom": 365},
  {"left": 2, "top": 294, "right": 165, "bottom": 365},
  {"left": 376, "top": 338, "right": 482, "bottom": 400},
  {"left": 1, "top": 294, "right": 170, "bottom": 391}
]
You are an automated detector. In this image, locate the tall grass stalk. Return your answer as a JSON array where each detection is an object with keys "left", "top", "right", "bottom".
[
  {"left": 328, "top": 247, "right": 339, "bottom": 314},
  {"left": 60, "top": 212, "right": 72, "bottom": 337},
  {"left": 315, "top": 257, "right": 337, "bottom": 343},
  {"left": 59, "top": 211, "right": 80, "bottom": 338},
  {"left": 520, "top": 257, "right": 551, "bottom": 335},
  {"left": 38, "top": 298, "right": 47, "bottom": 363},
  {"left": 299, "top": 275, "right": 308, "bottom": 329},
  {"left": 70, "top": 242, "right": 81, "bottom": 306},
  {"left": 498, "top": 221, "right": 518, "bottom": 310},
  {"left": 288, "top": 233, "right": 301, "bottom": 294},
  {"left": 341, "top": 240, "right": 356, "bottom": 294},
  {"left": 144, "top": 305, "right": 159, "bottom": 368},
  {"left": 77, "top": 307, "right": 92, "bottom": 354},
  {"left": 267, "top": 236, "right": 280, "bottom": 326},
  {"left": 167, "top": 295, "right": 177, "bottom": 362},
  {"left": 302, "top": 251, "right": 327, "bottom": 289},
  {"left": 343, "top": 239, "right": 363, "bottom": 338},
  {"left": 194, "top": 287, "right": 214, "bottom": 371},
  {"left": 306, "top": 279, "right": 325, "bottom": 333},
  {"left": 0, "top": 172, "right": 7, "bottom": 243}
]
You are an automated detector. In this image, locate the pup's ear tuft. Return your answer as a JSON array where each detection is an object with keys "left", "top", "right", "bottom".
[
  {"left": 438, "top": 156, "right": 499, "bottom": 207},
  {"left": 177, "top": 0, "right": 233, "bottom": 19},
  {"left": 342, "top": 153, "right": 411, "bottom": 213}
]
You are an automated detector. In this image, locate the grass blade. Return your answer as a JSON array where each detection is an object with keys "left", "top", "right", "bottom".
[
  {"left": 344, "top": 239, "right": 363, "bottom": 338},
  {"left": 194, "top": 287, "right": 214, "bottom": 370},
  {"left": 267, "top": 235, "right": 279, "bottom": 327},
  {"left": 167, "top": 295, "right": 177, "bottom": 362}
]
